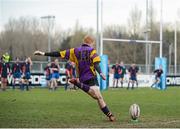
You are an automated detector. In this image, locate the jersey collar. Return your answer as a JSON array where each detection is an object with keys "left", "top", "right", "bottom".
[{"left": 82, "top": 43, "right": 91, "bottom": 47}]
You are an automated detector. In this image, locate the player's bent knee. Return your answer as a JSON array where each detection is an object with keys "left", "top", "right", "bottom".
[{"left": 88, "top": 89, "right": 98, "bottom": 99}]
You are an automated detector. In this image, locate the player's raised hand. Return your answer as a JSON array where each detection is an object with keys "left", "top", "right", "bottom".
[
  {"left": 34, "top": 51, "right": 45, "bottom": 56},
  {"left": 100, "top": 73, "right": 106, "bottom": 80}
]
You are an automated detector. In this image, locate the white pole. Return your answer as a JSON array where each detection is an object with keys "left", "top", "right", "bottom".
[
  {"left": 160, "top": 0, "right": 163, "bottom": 58},
  {"left": 48, "top": 18, "right": 51, "bottom": 62},
  {"left": 145, "top": 0, "right": 149, "bottom": 74},
  {"left": 97, "top": 0, "right": 103, "bottom": 55},
  {"left": 100, "top": 0, "right": 103, "bottom": 55},
  {"left": 174, "top": 21, "right": 177, "bottom": 75},
  {"left": 96, "top": 0, "right": 100, "bottom": 54}
]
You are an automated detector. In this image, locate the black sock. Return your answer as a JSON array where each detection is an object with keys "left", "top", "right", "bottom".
[
  {"left": 127, "top": 82, "right": 130, "bottom": 89},
  {"left": 132, "top": 83, "right": 134, "bottom": 89},
  {"left": 26, "top": 84, "right": 29, "bottom": 91},
  {"left": 101, "top": 106, "right": 113, "bottom": 117}
]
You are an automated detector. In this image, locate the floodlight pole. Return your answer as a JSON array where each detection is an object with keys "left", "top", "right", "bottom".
[{"left": 41, "top": 15, "right": 55, "bottom": 62}]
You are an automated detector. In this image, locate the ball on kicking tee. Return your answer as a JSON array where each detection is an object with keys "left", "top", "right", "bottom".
[{"left": 129, "top": 103, "right": 140, "bottom": 120}]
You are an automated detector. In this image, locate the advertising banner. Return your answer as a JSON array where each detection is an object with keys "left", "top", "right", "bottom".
[{"left": 0, "top": 73, "right": 67, "bottom": 86}]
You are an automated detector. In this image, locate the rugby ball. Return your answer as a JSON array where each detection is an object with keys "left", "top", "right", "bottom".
[{"left": 129, "top": 104, "right": 140, "bottom": 120}]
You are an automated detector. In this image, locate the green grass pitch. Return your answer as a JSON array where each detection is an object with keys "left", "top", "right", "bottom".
[{"left": 0, "top": 87, "right": 180, "bottom": 128}]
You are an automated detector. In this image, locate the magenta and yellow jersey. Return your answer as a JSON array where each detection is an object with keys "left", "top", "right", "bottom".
[{"left": 60, "top": 43, "right": 100, "bottom": 83}]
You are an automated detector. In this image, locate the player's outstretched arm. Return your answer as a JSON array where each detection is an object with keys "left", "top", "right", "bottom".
[
  {"left": 34, "top": 50, "right": 60, "bottom": 57},
  {"left": 34, "top": 51, "right": 45, "bottom": 56},
  {"left": 94, "top": 62, "right": 106, "bottom": 80},
  {"left": 100, "top": 73, "right": 106, "bottom": 80}
]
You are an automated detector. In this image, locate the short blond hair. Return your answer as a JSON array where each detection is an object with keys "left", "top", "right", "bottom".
[{"left": 83, "top": 35, "right": 95, "bottom": 44}]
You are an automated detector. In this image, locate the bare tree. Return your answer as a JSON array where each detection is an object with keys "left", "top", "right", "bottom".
[{"left": 127, "top": 5, "right": 144, "bottom": 63}]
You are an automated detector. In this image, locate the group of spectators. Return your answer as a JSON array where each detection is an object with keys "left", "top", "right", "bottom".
[
  {"left": 0, "top": 55, "right": 140, "bottom": 91},
  {"left": 0, "top": 52, "right": 78, "bottom": 91},
  {"left": 111, "top": 61, "right": 139, "bottom": 89},
  {"left": 0, "top": 53, "right": 78, "bottom": 91},
  {"left": 44, "top": 59, "right": 60, "bottom": 91},
  {"left": 44, "top": 59, "right": 77, "bottom": 91},
  {"left": 111, "top": 61, "right": 164, "bottom": 89},
  {"left": 0, "top": 52, "right": 32, "bottom": 91}
]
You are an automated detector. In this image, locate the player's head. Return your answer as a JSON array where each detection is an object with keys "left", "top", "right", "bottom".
[
  {"left": 5, "top": 52, "right": 9, "bottom": 55},
  {"left": 115, "top": 61, "right": 119, "bottom": 66},
  {"left": 83, "top": 35, "right": 95, "bottom": 47},
  {"left": 25, "top": 57, "right": 30, "bottom": 63},
  {"left": 2, "top": 56, "right": 5, "bottom": 63},
  {"left": 120, "top": 61, "right": 124, "bottom": 66},
  {"left": 54, "top": 59, "right": 59, "bottom": 64},
  {"left": 132, "top": 64, "right": 136, "bottom": 68},
  {"left": 15, "top": 57, "right": 19, "bottom": 62},
  {"left": 71, "top": 62, "right": 75, "bottom": 66},
  {"left": 47, "top": 63, "right": 51, "bottom": 67}
]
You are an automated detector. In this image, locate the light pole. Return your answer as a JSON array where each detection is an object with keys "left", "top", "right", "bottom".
[{"left": 41, "top": 15, "right": 55, "bottom": 62}]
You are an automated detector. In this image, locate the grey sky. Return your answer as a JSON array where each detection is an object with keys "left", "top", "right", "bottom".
[{"left": 0, "top": 0, "right": 180, "bottom": 31}]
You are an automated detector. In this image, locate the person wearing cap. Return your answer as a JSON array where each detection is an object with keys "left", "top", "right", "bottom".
[{"left": 34, "top": 35, "right": 115, "bottom": 122}]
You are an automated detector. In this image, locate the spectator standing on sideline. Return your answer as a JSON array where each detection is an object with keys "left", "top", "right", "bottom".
[
  {"left": 119, "top": 61, "right": 126, "bottom": 88},
  {"left": 71, "top": 62, "right": 77, "bottom": 90},
  {"left": 12, "top": 57, "right": 21, "bottom": 90},
  {"left": 127, "top": 64, "right": 138, "bottom": 90},
  {"left": 0, "top": 56, "right": 10, "bottom": 91},
  {"left": 44, "top": 63, "right": 52, "bottom": 89},
  {"left": 20, "top": 57, "right": 32, "bottom": 91},
  {"left": 50, "top": 59, "right": 60, "bottom": 91},
  {"left": 2, "top": 52, "right": 10, "bottom": 63},
  {"left": 111, "top": 62, "right": 121, "bottom": 88},
  {"left": 65, "top": 61, "right": 73, "bottom": 90}
]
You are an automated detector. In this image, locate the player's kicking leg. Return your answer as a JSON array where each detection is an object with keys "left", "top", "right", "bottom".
[{"left": 69, "top": 78, "right": 116, "bottom": 122}]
